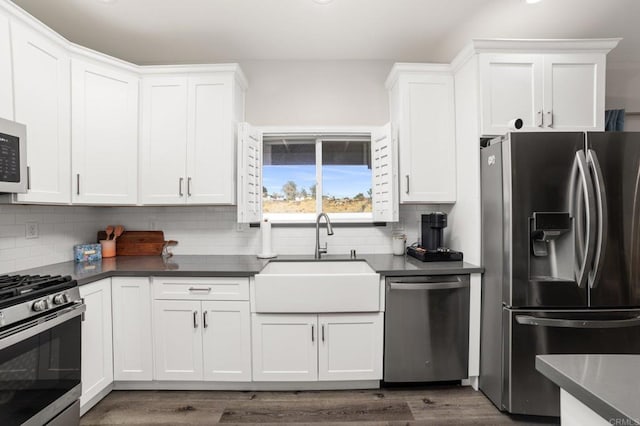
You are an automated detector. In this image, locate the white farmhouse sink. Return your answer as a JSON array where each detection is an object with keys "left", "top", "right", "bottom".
[{"left": 254, "top": 260, "right": 380, "bottom": 313}]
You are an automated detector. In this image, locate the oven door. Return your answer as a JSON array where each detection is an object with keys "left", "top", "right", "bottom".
[{"left": 0, "top": 302, "right": 85, "bottom": 426}]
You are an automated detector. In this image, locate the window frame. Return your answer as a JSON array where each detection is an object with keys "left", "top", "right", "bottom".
[
  {"left": 237, "top": 124, "right": 397, "bottom": 224},
  {"left": 261, "top": 128, "right": 374, "bottom": 224}
]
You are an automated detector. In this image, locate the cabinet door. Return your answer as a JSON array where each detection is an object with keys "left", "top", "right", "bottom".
[
  {"left": 398, "top": 73, "right": 456, "bottom": 203},
  {"left": 79, "top": 279, "right": 113, "bottom": 408},
  {"left": 318, "top": 313, "right": 383, "bottom": 381},
  {"left": 112, "top": 277, "right": 152, "bottom": 381},
  {"left": 153, "top": 299, "right": 203, "bottom": 380},
  {"left": 72, "top": 59, "right": 139, "bottom": 204},
  {"left": 202, "top": 301, "right": 251, "bottom": 381},
  {"left": 11, "top": 22, "right": 71, "bottom": 203},
  {"left": 543, "top": 54, "right": 605, "bottom": 131},
  {"left": 140, "top": 76, "right": 188, "bottom": 204},
  {"left": 0, "top": 12, "right": 12, "bottom": 120},
  {"left": 252, "top": 314, "right": 317, "bottom": 381},
  {"left": 186, "top": 76, "right": 234, "bottom": 204},
  {"left": 479, "top": 54, "right": 544, "bottom": 136}
]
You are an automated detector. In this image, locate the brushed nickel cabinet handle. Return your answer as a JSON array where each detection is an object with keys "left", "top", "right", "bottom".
[
  {"left": 187, "top": 177, "right": 192, "bottom": 196},
  {"left": 27, "top": 166, "right": 31, "bottom": 190},
  {"left": 405, "top": 175, "right": 410, "bottom": 194},
  {"left": 321, "top": 324, "right": 325, "bottom": 342},
  {"left": 76, "top": 174, "right": 80, "bottom": 195},
  {"left": 203, "top": 310, "right": 208, "bottom": 328},
  {"left": 311, "top": 325, "right": 315, "bottom": 343},
  {"left": 193, "top": 311, "right": 198, "bottom": 328},
  {"left": 179, "top": 177, "right": 184, "bottom": 197}
]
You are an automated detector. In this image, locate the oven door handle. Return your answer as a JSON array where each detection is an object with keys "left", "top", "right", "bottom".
[
  {"left": 0, "top": 302, "right": 86, "bottom": 351},
  {"left": 516, "top": 315, "right": 640, "bottom": 329}
]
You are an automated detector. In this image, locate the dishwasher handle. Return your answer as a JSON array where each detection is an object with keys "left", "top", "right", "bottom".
[{"left": 388, "top": 281, "right": 468, "bottom": 291}]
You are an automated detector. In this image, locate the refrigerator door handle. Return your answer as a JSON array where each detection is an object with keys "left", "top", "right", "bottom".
[
  {"left": 587, "top": 149, "right": 608, "bottom": 289},
  {"left": 572, "top": 151, "right": 597, "bottom": 289},
  {"left": 516, "top": 315, "right": 640, "bottom": 329}
]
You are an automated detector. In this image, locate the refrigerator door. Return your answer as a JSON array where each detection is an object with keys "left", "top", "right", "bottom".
[
  {"left": 506, "top": 132, "right": 589, "bottom": 308},
  {"left": 503, "top": 308, "right": 640, "bottom": 417},
  {"left": 587, "top": 132, "right": 640, "bottom": 307}
]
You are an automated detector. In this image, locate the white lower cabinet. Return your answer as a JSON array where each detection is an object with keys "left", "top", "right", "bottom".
[
  {"left": 252, "top": 314, "right": 318, "bottom": 382},
  {"left": 252, "top": 313, "right": 383, "bottom": 382},
  {"left": 153, "top": 299, "right": 204, "bottom": 381},
  {"left": 153, "top": 283, "right": 252, "bottom": 382},
  {"left": 79, "top": 279, "right": 113, "bottom": 408},
  {"left": 202, "top": 301, "right": 252, "bottom": 381},
  {"left": 111, "top": 277, "right": 153, "bottom": 381},
  {"left": 318, "top": 313, "right": 383, "bottom": 381}
]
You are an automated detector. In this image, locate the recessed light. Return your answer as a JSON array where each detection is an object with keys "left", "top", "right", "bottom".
[
  {"left": 525, "top": 0, "right": 542, "bottom": 4},
  {"left": 96, "top": 0, "right": 118, "bottom": 4},
  {"left": 313, "top": 0, "right": 334, "bottom": 4}
]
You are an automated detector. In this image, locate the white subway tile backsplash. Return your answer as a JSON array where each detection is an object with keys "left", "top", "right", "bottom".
[{"left": 0, "top": 203, "right": 445, "bottom": 273}]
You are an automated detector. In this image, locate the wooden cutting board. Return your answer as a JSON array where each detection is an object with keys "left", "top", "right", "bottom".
[{"left": 97, "top": 231, "right": 166, "bottom": 256}]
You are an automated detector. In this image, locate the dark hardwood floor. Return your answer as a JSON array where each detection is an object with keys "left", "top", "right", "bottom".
[{"left": 80, "top": 386, "right": 559, "bottom": 425}]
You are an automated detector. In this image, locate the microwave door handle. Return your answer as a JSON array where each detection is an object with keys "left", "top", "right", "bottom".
[
  {"left": 573, "top": 151, "right": 597, "bottom": 289},
  {"left": 516, "top": 315, "right": 640, "bottom": 329},
  {"left": 587, "top": 149, "right": 608, "bottom": 289}
]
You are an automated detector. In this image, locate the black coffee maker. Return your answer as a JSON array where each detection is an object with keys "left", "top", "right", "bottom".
[{"left": 407, "top": 212, "right": 463, "bottom": 262}]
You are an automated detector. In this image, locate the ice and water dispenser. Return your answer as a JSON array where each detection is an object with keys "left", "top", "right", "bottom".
[{"left": 529, "top": 212, "right": 574, "bottom": 281}]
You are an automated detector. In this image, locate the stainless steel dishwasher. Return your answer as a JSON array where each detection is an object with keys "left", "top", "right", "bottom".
[{"left": 384, "top": 275, "right": 470, "bottom": 382}]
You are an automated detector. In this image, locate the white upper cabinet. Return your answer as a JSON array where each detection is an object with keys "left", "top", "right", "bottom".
[
  {"left": 542, "top": 54, "right": 605, "bottom": 131},
  {"left": 140, "top": 76, "right": 189, "bottom": 204},
  {"left": 479, "top": 54, "right": 544, "bottom": 133},
  {"left": 475, "top": 40, "right": 618, "bottom": 136},
  {"left": 71, "top": 59, "right": 139, "bottom": 204},
  {"left": 386, "top": 65, "right": 456, "bottom": 204},
  {"left": 11, "top": 21, "right": 71, "bottom": 204},
  {"left": 0, "top": 11, "right": 12, "bottom": 120},
  {"left": 140, "top": 69, "right": 246, "bottom": 205}
]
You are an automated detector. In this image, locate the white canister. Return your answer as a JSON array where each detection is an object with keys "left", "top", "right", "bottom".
[{"left": 392, "top": 233, "right": 407, "bottom": 256}]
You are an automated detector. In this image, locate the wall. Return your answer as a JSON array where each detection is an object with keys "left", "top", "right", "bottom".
[
  {"left": 0, "top": 205, "right": 104, "bottom": 273},
  {"left": 606, "top": 61, "right": 640, "bottom": 131},
  {"left": 242, "top": 60, "right": 392, "bottom": 126}
]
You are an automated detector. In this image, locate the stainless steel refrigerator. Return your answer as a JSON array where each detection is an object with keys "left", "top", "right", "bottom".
[{"left": 480, "top": 132, "right": 640, "bottom": 417}]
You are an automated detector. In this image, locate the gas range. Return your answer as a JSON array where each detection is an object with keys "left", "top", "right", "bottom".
[
  {"left": 0, "top": 273, "right": 83, "bottom": 425},
  {"left": 0, "top": 274, "right": 80, "bottom": 329}
]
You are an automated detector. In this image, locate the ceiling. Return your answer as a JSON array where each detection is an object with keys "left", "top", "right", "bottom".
[{"left": 10, "top": 0, "right": 640, "bottom": 65}]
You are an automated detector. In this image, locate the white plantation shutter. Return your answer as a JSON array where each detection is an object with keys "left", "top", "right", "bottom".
[
  {"left": 237, "top": 123, "right": 263, "bottom": 223},
  {"left": 372, "top": 123, "right": 399, "bottom": 222}
]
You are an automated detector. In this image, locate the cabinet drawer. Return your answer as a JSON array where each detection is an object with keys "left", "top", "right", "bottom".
[{"left": 152, "top": 276, "right": 249, "bottom": 301}]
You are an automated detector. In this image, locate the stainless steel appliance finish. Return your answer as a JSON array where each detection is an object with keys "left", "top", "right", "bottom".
[
  {"left": 0, "top": 116, "right": 27, "bottom": 193},
  {"left": 480, "top": 132, "right": 640, "bottom": 417},
  {"left": 0, "top": 274, "right": 83, "bottom": 426},
  {"left": 384, "top": 275, "right": 469, "bottom": 382}
]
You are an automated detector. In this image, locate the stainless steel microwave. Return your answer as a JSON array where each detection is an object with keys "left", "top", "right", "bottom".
[{"left": 0, "top": 117, "right": 27, "bottom": 193}]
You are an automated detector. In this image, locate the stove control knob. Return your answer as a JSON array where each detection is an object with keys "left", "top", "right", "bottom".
[
  {"left": 52, "top": 294, "right": 69, "bottom": 305},
  {"left": 32, "top": 299, "right": 49, "bottom": 312}
]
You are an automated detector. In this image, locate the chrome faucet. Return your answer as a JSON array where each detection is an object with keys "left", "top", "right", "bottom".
[{"left": 315, "top": 212, "right": 334, "bottom": 259}]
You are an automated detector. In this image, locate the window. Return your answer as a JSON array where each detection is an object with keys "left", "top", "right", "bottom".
[
  {"left": 262, "top": 135, "right": 372, "bottom": 222},
  {"left": 237, "top": 123, "right": 396, "bottom": 224}
]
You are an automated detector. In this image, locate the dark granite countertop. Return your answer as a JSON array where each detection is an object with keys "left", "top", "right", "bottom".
[
  {"left": 12, "top": 254, "right": 483, "bottom": 286},
  {"left": 536, "top": 354, "right": 640, "bottom": 425}
]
